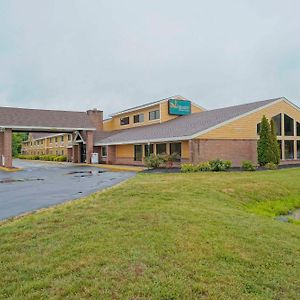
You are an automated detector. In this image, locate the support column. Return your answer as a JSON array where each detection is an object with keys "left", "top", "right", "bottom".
[
  {"left": 86, "top": 131, "right": 94, "bottom": 164},
  {"left": 0, "top": 132, "right": 4, "bottom": 166},
  {"left": 107, "top": 145, "right": 116, "bottom": 164},
  {"left": 4, "top": 129, "right": 13, "bottom": 168},
  {"left": 189, "top": 140, "right": 195, "bottom": 164}
]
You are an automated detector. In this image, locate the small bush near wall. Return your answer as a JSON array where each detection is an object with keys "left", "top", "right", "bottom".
[
  {"left": 242, "top": 160, "right": 256, "bottom": 171},
  {"left": 181, "top": 159, "right": 232, "bottom": 173},
  {"left": 18, "top": 154, "right": 67, "bottom": 162},
  {"left": 209, "top": 159, "right": 231, "bottom": 172},
  {"left": 181, "top": 164, "right": 196, "bottom": 173},
  {"left": 265, "top": 162, "right": 278, "bottom": 170},
  {"left": 195, "top": 162, "right": 211, "bottom": 172},
  {"left": 144, "top": 154, "right": 163, "bottom": 169}
]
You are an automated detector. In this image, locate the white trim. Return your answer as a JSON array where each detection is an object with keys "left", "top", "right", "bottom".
[
  {"left": 94, "top": 98, "right": 285, "bottom": 146},
  {"left": 73, "top": 131, "right": 86, "bottom": 144},
  {"left": 0, "top": 125, "right": 96, "bottom": 131}
]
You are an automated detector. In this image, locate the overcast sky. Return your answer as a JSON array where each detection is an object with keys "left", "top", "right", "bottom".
[{"left": 0, "top": 0, "right": 299, "bottom": 117}]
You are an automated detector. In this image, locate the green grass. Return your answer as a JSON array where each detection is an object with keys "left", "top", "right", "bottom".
[{"left": 1, "top": 169, "right": 300, "bottom": 299}]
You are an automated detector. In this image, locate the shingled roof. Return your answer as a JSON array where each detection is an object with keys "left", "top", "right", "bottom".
[
  {"left": 95, "top": 97, "right": 283, "bottom": 145},
  {"left": 0, "top": 107, "right": 96, "bottom": 131}
]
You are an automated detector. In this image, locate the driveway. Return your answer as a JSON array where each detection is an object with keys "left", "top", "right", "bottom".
[{"left": 0, "top": 159, "right": 136, "bottom": 220}]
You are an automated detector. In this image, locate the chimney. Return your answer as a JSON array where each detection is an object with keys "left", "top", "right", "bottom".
[{"left": 87, "top": 108, "right": 103, "bottom": 131}]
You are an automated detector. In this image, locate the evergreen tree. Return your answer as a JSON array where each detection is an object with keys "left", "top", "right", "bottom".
[
  {"left": 270, "top": 119, "right": 281, "bottom": 165},
  {"left": 257, "top": 115, "right": 272, "bottom": 166}
]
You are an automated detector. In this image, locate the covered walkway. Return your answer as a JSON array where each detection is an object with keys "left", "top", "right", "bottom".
[{"left": 0, "top": 106, "right": 100, "bottom": 168}]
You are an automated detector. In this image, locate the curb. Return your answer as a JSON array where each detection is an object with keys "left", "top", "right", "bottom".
[{"left": 0, "top": 166, "right": 23, "bottom": 172}]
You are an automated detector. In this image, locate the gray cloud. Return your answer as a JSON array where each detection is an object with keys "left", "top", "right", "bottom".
[{"left": 0, "top": 0, "right": 299, "bottom": 117}]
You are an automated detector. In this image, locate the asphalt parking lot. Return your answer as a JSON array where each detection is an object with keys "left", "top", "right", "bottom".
[{"left": 0, "top": 160, "right": 136, "bottom": 220}]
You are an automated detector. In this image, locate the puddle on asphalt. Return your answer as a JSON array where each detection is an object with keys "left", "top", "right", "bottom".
[
  {"left": 66, "top": 170, "right": 105, "bottom": 177},
  {"left": 0, "top": 178, "right": 44, "bottom": 184},
  {"left": 276, "top": 209, "right": 300, "bottom": 223}
]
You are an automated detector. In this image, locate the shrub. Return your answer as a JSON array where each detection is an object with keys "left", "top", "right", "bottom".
[
  {"left": 223, "top": 160, "right": 232, "bottom": 170},
  {"left": 195, "top": 162, "right": 211, "bottom": 172},
  {"left": 144, "top": 154, "right": 163, "bottom": 169},
  {"left": 265, "top": 162, "right": 278, "bottom": 170},
  {"left": 270, "top": 119, "right": 281, "bottom": 165},
  {"left": 164, "top": 152, "right": 180, "bottom": 168},
  {"left": 18, "top": 154, "right": 67, "bottom": 162},
  {"left": 209, "top": 159, "right": 231, "bottom": 172},
  {"left": 181, "top": 163, "right": 196, "bottom": 173},
  {"left": 242, "top": 160, "right": 256, "bottom": 171}
]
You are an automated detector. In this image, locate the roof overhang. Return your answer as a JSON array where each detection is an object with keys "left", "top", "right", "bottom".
[{"left": 0, "top": 125, "right": 96, "bottom": 132}]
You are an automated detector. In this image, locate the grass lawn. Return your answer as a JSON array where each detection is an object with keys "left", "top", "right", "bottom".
[{"left": 1, "top": 169, "right": 300, "bottom": 299}]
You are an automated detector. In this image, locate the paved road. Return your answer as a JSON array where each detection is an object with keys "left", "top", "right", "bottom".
[{"left": 0, "top": 160, "right": 136, "bottom": 220}]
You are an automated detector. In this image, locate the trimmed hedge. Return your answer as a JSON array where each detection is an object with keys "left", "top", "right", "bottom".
[{"left": 18, "top": 154, "right": 67, "bottom": 162}]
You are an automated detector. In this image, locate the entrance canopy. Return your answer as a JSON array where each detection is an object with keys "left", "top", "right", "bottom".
[
  {"left": 0, "top": 106, "right": 97, "bottom": 168},
  {"left": 0, "top": 106, "right": 96, "bottom": 132}
]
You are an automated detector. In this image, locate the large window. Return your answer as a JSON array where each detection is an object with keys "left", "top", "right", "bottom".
[
  {"left": 156, "top": 143, "right": 166, "bottom": 154},
  {"left": 272, "top": 114, "right": 282, "bottom": 136},
  {"left": 284, "top": 114, "right": 294, "bottom": 136},
  {"left": 134, "top": 114, "right": 144, "bottom": 123},
  {"left": 149, "top": 110, "right": 160, "bottom": 121},
  {"left": 134, "top": 145, "right": 143, "bottom": 161},
  {"left": 144, "top": 144, "right": 154, "bottom": 157},
  {"left": 169, "top": 142, "right": 181, "bottom": 161},
  {"left": 298, "top": 141, "right": 300, "bottom": 159},
  {"left": 101, "top": 146, "right": 107, "bottom": 157},
  {"left": 284, "top": 140, "right": 294, "bottom": 159},
  {"left": 278, "top": 140, "right": 282, "bottom": 160},
  {"left": 297, "top": 122, "right": 300, "bottom": 137},
  {"left": 120, "top": 116, "right": 130, "bottom": 126}
]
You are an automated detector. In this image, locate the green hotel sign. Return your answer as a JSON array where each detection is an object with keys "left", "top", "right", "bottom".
[{"left": 168, "top": 99, "right": 191, "bottom": 115}]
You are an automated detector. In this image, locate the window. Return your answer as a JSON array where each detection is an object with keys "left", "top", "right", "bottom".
[
  {"left": 256, "top": 123, "right": 261, "bottom": 135},
  {"left": 41, "top": 140, "right": 43, "bottom": 144},
  {"left": 298, "top": 141, "right": 300, "bottom": 159},
  {"left": 134, "top": 113, "right": 144, "bottom": 123},
  {"left": 149, "top": 110, "right": 160, "bottom": 120},
  {"left": 156, "top": 143, "right": 166, "bottom": 154},
  {"left": 55, "top": 137, "right": 58, "bottom": 142},
  {"left": 61, "top": 136, "right": 64, "bottom": 142},
  {"left": 284, "top": 114, "right": 294, "bottom": 136},
  {"left": 278, "top": 140, "right": 282, "bottom": 160},
  {"left": 101, "top": 146, "right": 107, "bottom": 157},
  {"left": 68, "top": 134, "right": 72, "bottom": 141},
  {"left": 284, "top": 140, "right": 294, "bottom": 159},
  {"left": 50, "top": 138, "right": 52, "bottom": 143},
  {"left": 134, "top": 145, "right": 143, "bottom": 161},
  {"left": 120, "top": 116, "right": 130, "bottom": 126},
  {"left": 272, "top": 114, "right": 281, "bottom": 136},
  {"left": 169, "top": 143, "right": 182, "bottom": 161},
  {"left": 297, "top": 122, "right": 300, "bottom": 137},
  {"left": 144, "top": 144, "right": 154, "bottom": 157},
  {"left": 61, "top": 150, "right": 64, "bottom": 156}
]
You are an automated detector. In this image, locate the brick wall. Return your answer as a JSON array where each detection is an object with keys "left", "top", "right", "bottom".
[{"left": 190, "top": 139, "right": 257, "bottom": 167}]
